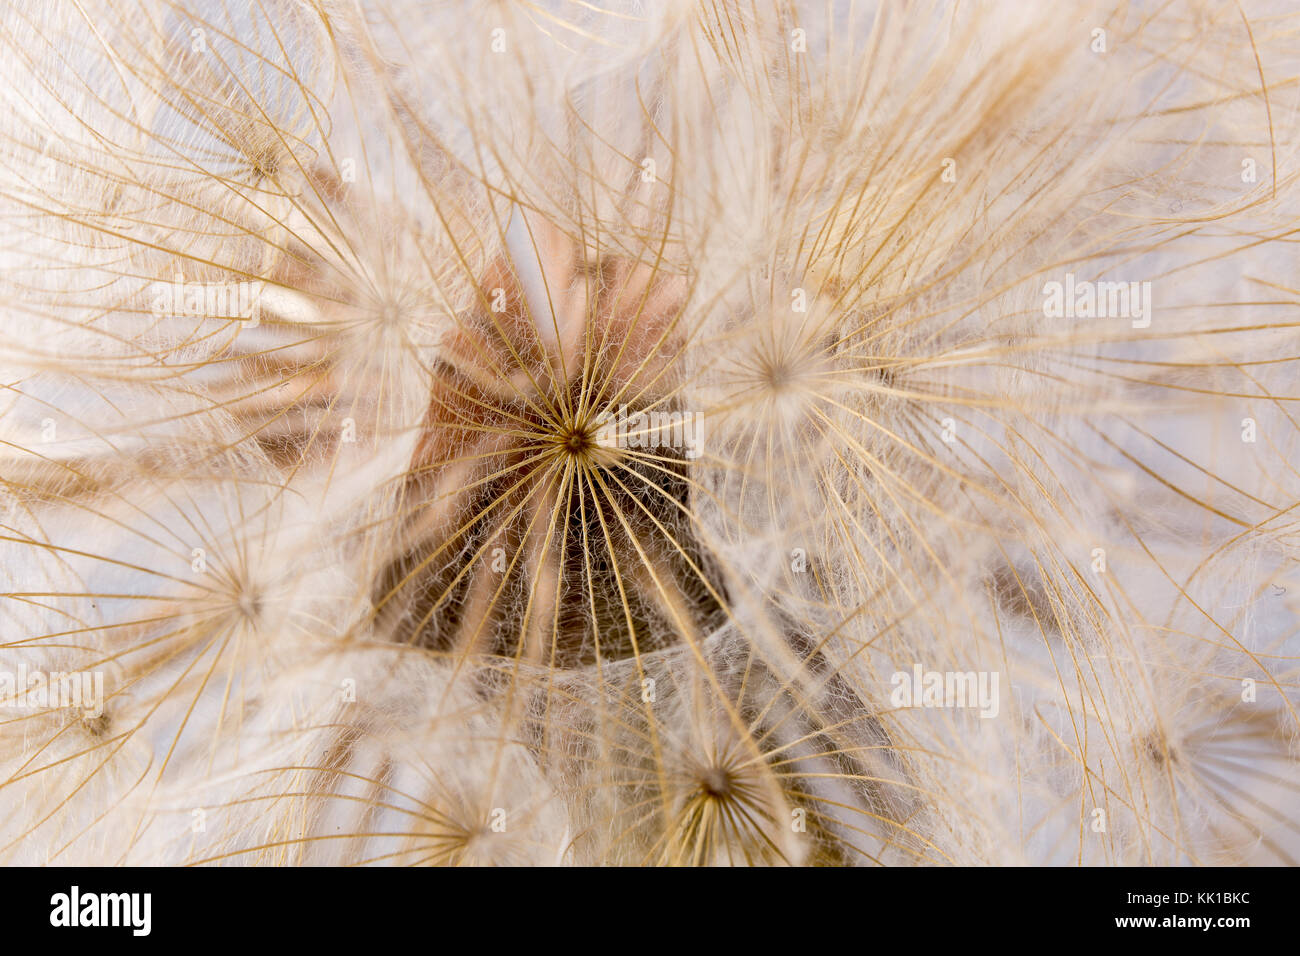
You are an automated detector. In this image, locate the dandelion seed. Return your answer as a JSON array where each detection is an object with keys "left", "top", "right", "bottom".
[{"left": 1, "top": 0, "right": 1297, "bottom": 867}]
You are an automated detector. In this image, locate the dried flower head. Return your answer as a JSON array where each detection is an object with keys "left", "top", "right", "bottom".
[{"left": 1, "top": 0, "right": 1298, "bottom": 866}]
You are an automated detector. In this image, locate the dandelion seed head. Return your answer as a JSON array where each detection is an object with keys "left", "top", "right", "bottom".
[{"left": 1, "top": 0, "right": 1298, "bottom": 867}]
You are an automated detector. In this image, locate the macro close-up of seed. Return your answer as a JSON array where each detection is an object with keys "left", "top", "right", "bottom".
[{"left": 0, "top": 0, "right": 1298, "bottom": 876}]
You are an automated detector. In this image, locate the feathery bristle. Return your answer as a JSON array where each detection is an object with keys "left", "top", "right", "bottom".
[{"left": 1, "top": 0, "right": 1298, "bottom": 867}]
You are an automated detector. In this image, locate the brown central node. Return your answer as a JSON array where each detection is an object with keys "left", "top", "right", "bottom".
[
  {"left": 559, "top": 423, "right": 592, "bottom": 456},
  {"left": 700, "top": 767, "right": 734, "bottom": 799}
]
